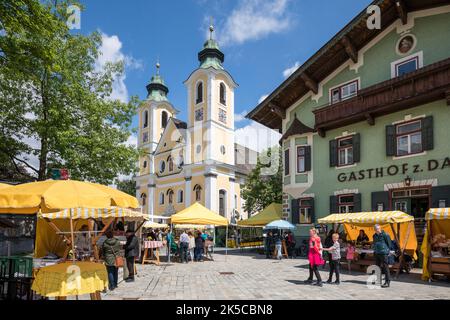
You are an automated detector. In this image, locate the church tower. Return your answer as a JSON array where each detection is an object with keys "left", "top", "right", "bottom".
[{"left": 184, "top": 23, "right": 238, "bottom": 166}]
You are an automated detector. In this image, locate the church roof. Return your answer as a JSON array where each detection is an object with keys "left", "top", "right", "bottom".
[
  {"left": 198, "top": 24, "right": 224, "bottom": 70},
  {"left": 280, "top": 117, "right": 314, "bottom": 141},
  {"left": 146, "top": 63, "right": 169, "bottom": 102},
  {"left": 172, "top": 118, "right": 187, "bottom": 130}
]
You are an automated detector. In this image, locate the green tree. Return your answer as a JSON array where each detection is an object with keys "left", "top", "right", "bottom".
[
  {"left": 115, "top": 178, "right": 137, "bottom": 197},
  {"left": 0, "top": 0, "right": 139, "bottom": 184},
  {"left": 241, "top": 147, "right": 282, "bottom": 216}
]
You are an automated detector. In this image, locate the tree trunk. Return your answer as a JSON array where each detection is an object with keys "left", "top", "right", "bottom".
[{"left": 38, "top": 77, "right": 49, "bottom": 181}]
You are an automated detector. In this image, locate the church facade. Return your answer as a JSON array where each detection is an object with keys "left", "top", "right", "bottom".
[{"left": 135, "top": 26, "right": 255, "bottom": 223}]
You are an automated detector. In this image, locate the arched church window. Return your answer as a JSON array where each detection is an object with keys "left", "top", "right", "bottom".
[
  {"left": 167, "top": 189, "right": 174, "bottom": 204},
  {"left": 196, "top": 82, "right": 203, "bottom": 104},
  {"left": 161, "top": 111, "right": 168, "bottom": 129},
  {"left": 159, "top": 192, "right": 165, "bottom": 205},
  {"left": 167, "top": 156, "right": 174, "bottom": 172},
  {"left": 140, "top": 193, "right": 147, "bottom": 206},
  {"left": 143, "top": 110, "right": 149, "bottom": 128},
  {"left": 177, "top": 190, "right": 184, "bottom": 203},
  {"left": 219, "top": 83, "right": 226, "bottom": 105},
  {"left": 219, "top": 190, "right": 227, "bottom": 217}
]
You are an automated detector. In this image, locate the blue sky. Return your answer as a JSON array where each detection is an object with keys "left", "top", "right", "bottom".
[{"left": 78, "top": 0, "right": 372, "bottom": 150}]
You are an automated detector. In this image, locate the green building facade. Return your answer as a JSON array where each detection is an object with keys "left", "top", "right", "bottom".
[{"left": 247, "top": 1, "right": 450, "bottom": 241}]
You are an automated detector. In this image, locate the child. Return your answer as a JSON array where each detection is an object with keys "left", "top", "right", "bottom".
[
  {"left": 323, "top": 233, "right": 341, "bottom": 285},
  {"left": 346, "top": 240, "right": 356, "bottom": 274}
]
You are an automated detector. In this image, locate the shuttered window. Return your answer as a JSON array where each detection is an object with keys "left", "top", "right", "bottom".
[
  {"left": 330, "top": 134, "right": 360, "bottom": 167},
  {"left": 284, "top": 149, "right": 290, "bottom": 176}
]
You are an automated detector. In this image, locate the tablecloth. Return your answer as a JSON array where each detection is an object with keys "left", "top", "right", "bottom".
[
  {"left": 144, "top": 241, "right": 164, "bottom": 249},
  {"left": 31, "top": 261, "right": 108, "bottom": 297}
]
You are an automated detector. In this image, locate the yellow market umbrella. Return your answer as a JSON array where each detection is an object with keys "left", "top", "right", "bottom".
[
  {"left": 0, "top": 183, "right": 12, "bottom": 190},
  {"left": 173, "top": 224, "right": 208, "bottom": 229},
  {"left": 238, "top": 203, "right": 282, "bottom": 227},
  {"left": 170, "top": 202, "right": 228, "bottom": 226},
  {"left": 0, "top": 179, "right": 139, "bottom": 213}
]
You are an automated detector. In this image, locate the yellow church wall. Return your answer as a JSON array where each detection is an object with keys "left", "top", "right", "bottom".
[
  {"left": 213, "top": 74, "right": 233, "bottom": 128},
  {"left": 190, "top": 175, "right": 205, "bottom": 206}
]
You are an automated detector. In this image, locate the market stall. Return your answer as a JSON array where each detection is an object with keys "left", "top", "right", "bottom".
[
  {"left": 421, "top": 208, "right": 450, "bottom": 281},
  {"left": 264, "top": 220, "right": 296, "bottom": 259},
  {"left": 237, "top": 203, "right": 282, "bottom": 248},
  {"left": 318, "top": 211, "right": 418, "bottom": 277},
  {"left": 168, "top": 202, "right": 228, "bottom": 262},
  {"left": 0, "top": 179, "right": 140, "bottom": 300}
]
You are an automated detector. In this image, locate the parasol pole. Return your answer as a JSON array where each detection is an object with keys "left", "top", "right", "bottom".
[
  {"left": 168, "top": 223, "right": 173, "bottom": 263},
  {"left": 69, "top": 209, "right": 76, "bottom": 264},
  {"left": 225, "top": 224, "right": 228, "bottom": 262}
]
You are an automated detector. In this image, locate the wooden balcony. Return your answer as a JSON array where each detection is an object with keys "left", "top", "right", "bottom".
[{"left": 313, "top": 58, "right": 450, "bottom": 136}]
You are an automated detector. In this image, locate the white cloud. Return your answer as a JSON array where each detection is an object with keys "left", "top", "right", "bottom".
[
  {"left": 283, "top": 61, "right": 300, "bottom": 78},
  {"left": 235, "top": 121, "right": 281, "bottom": 153},
  {"left": 234, "top": 110, "right": 248, "bottom": 122},
  {"left": 125, "top": 133, "right": 138, "bottom": 148},
  {"left": 96, "top": 33, "right": 143, "bottom": 103},
  {"left": 258, "top": 94, "right": 269, "bottom": 104},
  {"left": 219, "top": 0, "right": 292, "bottom": 46}
]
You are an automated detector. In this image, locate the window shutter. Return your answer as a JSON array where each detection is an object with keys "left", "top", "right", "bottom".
[
  {"left": 431, "top": 186, "right": 450, "bottom": 208},
  {"left": 304, "top": 146, "right": 312, "bottom": 172},
  {"left": 310, "top": 198, "right": 315, "bottom": 224},
  {"left": 354, "top": 193, "right": 362, "bottom": 212},
  {"left": 284, "top": 149, "right": 290, "bottom": 176},
  {"left": 330, "top": 195, "right": 338, "bottom": 214},
  {"left": 291, "top": 199, "right": 299, "bottom": 225},
  {"left": 422, "top": 116, "right": 434, "bottom": 151},
  {"left": 386, "top": 125, "right": 396, "bottom": 156},
  {"left": 329, "top": 140, "right": 338, "bottom": 167},
  {"left": 371, "top": 191, "right": 389, "bottom": 211},
  {"left": 352, "top": 133, "right": 361, "bottom": 163}
]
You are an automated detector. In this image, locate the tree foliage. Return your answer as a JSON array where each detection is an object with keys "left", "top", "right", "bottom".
[
  {"left": 241, "top": 147, "right": 282, "bottom": 216},
  {"left": 115, "top": 178, "right": 136, "bottom": 197},
  {"left": 0, "top": 0, "right": 139, "bottom": 184}
]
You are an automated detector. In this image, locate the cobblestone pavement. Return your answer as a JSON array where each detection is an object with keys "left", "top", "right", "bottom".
[{"left": 102, "top": 250, "right": 450, "bottom": 300}]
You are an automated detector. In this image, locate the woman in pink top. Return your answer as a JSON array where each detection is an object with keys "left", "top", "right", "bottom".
[{"left": 304, "top": 228, "right": 324, "bottom": 286}]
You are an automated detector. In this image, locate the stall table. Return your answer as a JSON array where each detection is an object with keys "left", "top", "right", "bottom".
[
  {"left": 31, "top": 261, "right": 107, "bottom": 300},
  {"left": 142, "top": 241, "right": 164, "bottom": 265}
]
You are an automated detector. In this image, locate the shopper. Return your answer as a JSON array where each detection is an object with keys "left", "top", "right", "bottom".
[
  {"left": 74, "top": 225, "right": 91, "bottom": 259},
  {"left": 194, "top": 231, "right": 205, "bottom": 261},
  {"left": 304, "top": 228, "right": 324, "bottom": 286},
  {"left": 265, "top": 231, "right": 273, "bottom": 259},
  {"left": 373, "top": 224, "right": 392, "bottom": 288},
  {"left": 101, "top": 230, "right": 122, "bottom": 291},
  {"left": 274, "top": 232, "right": 282, "bottom": 260},
  {"left": 124, "top": 228, "right": 138, "bottom": 282},
  {"left": 188, "top": 231, "right": 195, "bottom": 262},
  {"left": 324, "top": 230, "right": 334, "bottom": 269},
  {"left": 323, "top": 233, "right": 341, "bottom": 285},
  {"left": 179, "top": 230, "right": 190, "bottom": 263}
]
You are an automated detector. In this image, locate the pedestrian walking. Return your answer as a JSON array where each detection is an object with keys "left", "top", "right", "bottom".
[
  {"left": 188, "top": 231, "right": 195, "bottom": 262},
  {"left": 101, "top": 230, "right": 122, "bottom": 291},
  {"left": 194, "top": 231, "right": 204, "bottom": 261},
  {"left": 304, "top": 228, "right": 324, "bottom": 286},
  {"left": 373, "top": 224, "right": 392, "bottom": 288},
  {"left": 124, "top": 228, "right": 138, "bottom": 282},
  {"left": 265, "top": 231, "right": 273, "bottom": 259},
  {"left": 179, "top": 230, "right": 190, "bottom": 263},
  {"left": 323, "top": 233, "right": 341, "bottom": 285},
  {"left": 274, "top": 232, "right": 282, "bottom": 260}
]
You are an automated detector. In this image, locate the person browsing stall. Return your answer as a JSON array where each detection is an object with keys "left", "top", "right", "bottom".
[
  {"left": 101, "top": 230, "right": 122, "bottom": 291},
  {"left": 124, "top": 228, "right": 138, "bottom": 282},
  {"left": 179, "top": 230, "right": 190, "bottom": 263},
  {"left": 373, "top": 224, "right": 392, "bottom": 288}
]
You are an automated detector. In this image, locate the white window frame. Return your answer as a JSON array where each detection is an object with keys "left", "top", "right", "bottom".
[
  {"left": 395, "top": 120, "right": 422, "bottom": 157},
  {"left": 296, "top": 146, "right": 306, "bottom": 173},
  {"left": 329, "top": 79, "right": 359, "bottom": 104},
  {"left": 337, "top": 136, "right": 354, "bottom": 167},
  {"left": 177, "top": 190, "right": 184, "bottom": 204},
  {"left": 390, "top": 51, "right": 423, "bottom": 79},
  {"left": 338, "top": 194, "right": 355, "bottom": 213},
  {"left": 299, "top": 198, "right": 313, "bottom": 224}
]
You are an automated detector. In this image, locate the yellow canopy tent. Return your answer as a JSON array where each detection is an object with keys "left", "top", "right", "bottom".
[
  {"left": 0, "top": 180, "right": 140, "bottom": 261},
  {"left": 0, "top": 183, "right": 12, "bottom": 190},
  {"left": 168, "top": 202, "right": 228, "bottom": 262},
  {"left": 319, "top": 211, "right": 418, "bottom": 276},
  {"left": 237, "top": 203, "right": 282, "bottom": 227},
  {"left": 170, "top": 202, "right": 228, "bottom": 226},
  {"left": 36, "top": 207, "right": 147, "bottom": 259},
  {"left": 0, "top": 179, "right": 139, "bottom": 214},
  {"left": 421, "top": 208, "right": 450, "bottom": 281}
]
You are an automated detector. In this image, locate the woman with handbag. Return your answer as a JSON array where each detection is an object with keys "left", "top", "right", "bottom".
[{"left": 101, "top": 230, "right": 123, "bottom": 291}]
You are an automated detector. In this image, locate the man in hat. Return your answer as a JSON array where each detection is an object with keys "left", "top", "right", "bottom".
[{"left": 124, "top": 227, "right": 139, "bottom": 282}]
